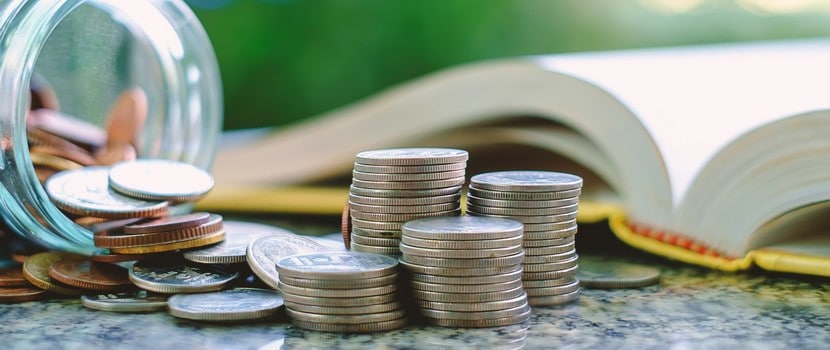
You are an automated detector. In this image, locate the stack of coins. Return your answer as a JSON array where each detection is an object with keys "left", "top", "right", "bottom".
[
  {"left": 276, "top": 252, "right": 406, "bottom": 333},
  {"left": 399, "top": 216, "right": 531, "bottom": 327},
  {"left": 466, "top": 171, "right": 583, "bottom": 306},
  {"left": 348, "top": 148, "right": 468, "bottom": 256}
]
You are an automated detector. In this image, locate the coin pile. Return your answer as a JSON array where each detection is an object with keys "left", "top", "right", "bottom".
[
  {"left": 399, "top": 216, "right": 531, "bottom": 327},
  {"left": 466, "top": 171, "right": 583, "bottom": 306},
  {"left": 348, "top": 148, "right": 468, "bottom": 256},
  {"left": 276, "top": 252, "right": 406, "bottom": 333}
]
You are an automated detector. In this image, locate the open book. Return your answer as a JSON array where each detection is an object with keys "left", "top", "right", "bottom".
[{"left": 203, "top": 39, "right": 830, "bottom": 277}]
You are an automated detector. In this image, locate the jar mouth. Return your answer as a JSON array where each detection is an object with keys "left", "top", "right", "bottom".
[{"left": 0, "top": 0, "right": 222, "bottom": 254}]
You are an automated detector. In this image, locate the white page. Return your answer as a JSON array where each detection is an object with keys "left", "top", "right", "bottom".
[{"left": 538, "top": 39, "right": 830, "bottom": 206}]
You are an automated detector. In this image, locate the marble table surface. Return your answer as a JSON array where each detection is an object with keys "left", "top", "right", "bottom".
[{"left": 0, "top": 219, "right": 827, "bottom": 350}]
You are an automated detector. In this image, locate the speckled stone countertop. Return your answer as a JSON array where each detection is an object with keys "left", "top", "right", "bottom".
[{"left": 0, "top": 220, "right": 828, "bottom": 349}]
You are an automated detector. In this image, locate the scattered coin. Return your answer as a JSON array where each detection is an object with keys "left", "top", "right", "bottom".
[
  {"left": 0, "top": 286, "right": 50, "bottom": 303},
  {"left": 128, "top": 258, "right": 238, "bottom": 294},
  {"left": 576, "top": 255, "right": 661, "bottom": 289},
  {"left": 80, "top": 290, "right": 168, "bottom": 313},
  {"left": 167, "top": 288, "right": 284, "bottom": 322},
  {"left": 246, "top": 232, "right": 328, "bottom": 290},
  {"left": 22, "top": 251, "right": 86, "bottom": 296},
  {"left": 183, "top": 221, "right": 267, "bottom": 264},
  {"left": 48, "top": 259, "right": 132, "bottom": 292},
  {"left": 122, "top": 212, "right": 211, "bottom": 234},
  {"left": 276, "top": 252, "right": 398, "bottom": 280},
  {"left": 108, "top": 159, "right": 214, "bottom": 201},
  {"left": 0, "top": 267, "right": 28, "bottom": 287}
]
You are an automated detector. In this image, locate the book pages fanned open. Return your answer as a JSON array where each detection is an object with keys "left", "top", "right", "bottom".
[{"left": 205, "top": 39, "right": 830, "bottom": 277}]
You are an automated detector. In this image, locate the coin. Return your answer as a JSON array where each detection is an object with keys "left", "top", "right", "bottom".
[
  {"left": 527, "top": 288, "right": 580, "bottom": 306},
  {"left": 470, "top": 171, "right": 583, "bottom": 192},
  {"left": 524, "top": 241, "right": 576, "bottom": 256},
  {"left": 576, "top": 256, "right": 660, "bottom": 289},
  {"left": 48, "top": 259, "right": 132, "bottom": 291},
  {"left": 352, "top": 177, "right": 465, "bottom": 190},
  {"left": 469, "top": 204, "right": 578, "bottom": 216},
  {"left": 246, "top": 233, "right": 328, "bottom": 290},
  {"left": 522, "top": 249, "right": 577, "bottom": 264},
  {"left": 103, "top": 87, "right": 147, "bottom": 148},
  {"left": 523, "top": 220, "right": 578, "bottom": 232},
  {"left": 0, "top": 267, "right": 27, "bottom": 287},
  {"left": 410, "top": 279, "right": 523, "bottom": 293},
  {"left": 29, "top": 145, "right": 96, "bottom": 166},
  {"left": 522, "top": 255, "right": 579, "bottom": 272},
  {"left": 522, "top": 276, "right": 576, "bottom": 289},
  {"left": 27, "top": 108, "right": 106, "bottom": 151},
  {"left": 278, "top": 282, "right": 396, "bottom": 298},
  {"left": 108, "top": 229, "right": 225, "bottom": 254},
  {"left": 401, "top": 216, "right": 523, "bottom": 241},
  {"left": 351, "top": 227, "right": 402, "bottom": 238},
  {"left": 349, "top": 185, "right": 463, "bottom": 198},
  {"left": 465, "top": 195, "right": 579, "bottom": 208},
  {"left": 281, "top": 291, "right": 398, "bottom": 307},
  {"left": 80, "top": 290, "right": 168, "bottom": 313},
  {"left": 0, "top": 286, "right": 50, "bottom": 303},
  {"left": 278, "top": 274, "right": 397, "bottom": 290},
  {"left": 167, "top": 288, "right": 284, "bottom": 322},
  {"left": 419, "top": 302, "right": 529, "bottom": 320},
  {"left": 523, "top": 227, "right": 579, "bottom": 241},
  {"left": 348, "top": 201, "right": 459, "bottom": 214},
  {"left": 349, "top": 242, "right": 402, "bottom": 256},
  {"left": 353, "top": 162, "right": 466, "bottom": 174},
  {"left": 285, "top": 307, "right": 405, "bottom": 324},
  {"left": 399, "top": 243, "right": 523, "bottom": 259},
  {"left": 409, "top": 267, "right": 522, "bottom": 285},
  {"left": 400, "top": 251, "right": 524, "bottom": 268},
  {"left": 355, "top": 148, "right": 468, "bottom": 166},
  {"left": 398, "top": 259, "right": 521, "bottom": 277},
  {"left": 348, "top": 193, "right": 461, "bottom": 206},
  {"left": 183, "top": 221, "right": 266, "bottom": 264},
  {"left": 276, "top": 252, "right": 398, "bottom": 280},
  {"left": 467, "top": 186, "right": 581, "bottom": 201},
  {"left": 45, "top": 167, "right": 169, "bottom": 219},
  {"left": 423, "top": 308, "right": 531, "bottom": 328},
  {"left": 289, "top": 318, "right": 407, "bottom": 333},
  {"left": 108, "top": 159, "right": 214, "bottom": 201},
  {"left": 128, "top": 259, "right": 238, "bottom": 293},
  {"left": 29, "top": 152, "right": 83, "bottom": 171},
  {"left": 341, "top": 201, "right": 351, "bottom": 249},
  {"left": 352, "top": 169, "right": 465, "bottom": 182},
  {"left": 123, "top": 212, "right": 211, "bottom": 234},
  {"left": 94, "top": 214, "right": 224, "bottom": 248},
  {"left": 523, "top": 279, "right": 581, "bottom": 297},
  {"left": 22, "top": 252, "right": 87, "bottom": 296},
  {"left": 349, "top": 208, "right": 461, "bottom": 222},
  {"left": 410, "top": 286, "right": 525, "bottom": 303},
  {"left": 284, "top": 301, "right": 401, "bottom": 315},
  {"left": 465, "top": 210, "right": 577, "bottom": 224},
  {"left": 522, "top": 265, "right": 579, "bottom": 281},
  {"left": 350, "top": 234, "right": 400, "bottom": 247},
  {"left": 402, "top": 234, "right": 523, "bottom": 250},
  {"left": 416, "top": 292, "right": 528, "bottom": 312},
  {"left": 350, "top": 218, "right": 404, "bottom": 231}
]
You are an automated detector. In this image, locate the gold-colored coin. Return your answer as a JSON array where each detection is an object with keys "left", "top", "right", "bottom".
[
  {"left": 108, "top": 230, "right": 224, "bottom": 254},
  {"left": 22, "top": 252, "right": 86, "bottom": 296}
]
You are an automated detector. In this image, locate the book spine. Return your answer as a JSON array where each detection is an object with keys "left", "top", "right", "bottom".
[{"left": 627, "top": 222, "right": 737, "bottom": 260}]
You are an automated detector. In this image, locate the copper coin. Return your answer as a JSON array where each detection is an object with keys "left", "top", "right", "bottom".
[
  {"left": 108, "top": 230, "right": 225, "bottom": 254},
  {"left": 49, "top": 259, "right": 132, "bottom": 291},
  {"left": 29, "top": 73, "right": 60, "bottom": 111},
  {"left": 93, "top": 141, "right": 137, "bottom": 165},
  {"left": 94, "top": 214, "right": 223, "bottom": 248},
  {"left": 104, "top": 88, "right": 147, "bottom": 147},
  {"left": 27, "top": 126, "right": 91, "bottom": 156},
  {"left": 29, "top": 144, "right": 96, "bottom": 166},
  {"left": 341, "top": 201, "right": 351, "bottom": 250},
  {"left": 123, "top": 212, "right": 211, "bottom": 235},
  {"left": 22, "top": 251, "right": 87, "bottom": 296},
  {"left": 81, "top": 217, "right": 144, "bottom": 235},
  {"left": 34, "top": 166, "right": 58, "bottom": 184},
  {"left": 0, "top": 286, "right": 50, "bottom": 303},
  {"left": 88, "top": 251, "right": 164, "bottom": 263},
  {"left": 0, "top": 267, "right": 27, "bottom": 287},
  {"left": 29, "top": 153, "right": 83, "bottom": 171},
  {"left": 27, "top": 108, "right": 106, "bottom": 151}
]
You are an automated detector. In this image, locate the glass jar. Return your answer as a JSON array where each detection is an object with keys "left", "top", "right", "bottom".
[{"left": 0, "top": 0, "right": 222, "bottom": 254}]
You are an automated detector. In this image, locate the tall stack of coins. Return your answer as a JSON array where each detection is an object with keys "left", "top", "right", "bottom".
[
  {"left": 399, "top": 216, "right": 531, "bottom": 327},
  {"left": 348, "top": 148, "right": 468, "bottom": 256},
  {"left": 466, "top": 171, "right": 583, "bottom": 306},
  {"left": 276, "top": 252, "right": 406, "bottom": 333}
]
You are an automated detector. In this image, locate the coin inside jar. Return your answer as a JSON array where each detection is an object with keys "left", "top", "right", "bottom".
[{"left": 108, "top": 159, "right": 215, "bottom": 202}]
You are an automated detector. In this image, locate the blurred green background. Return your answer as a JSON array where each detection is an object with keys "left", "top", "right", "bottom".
[{"left": 187, "top": 0, "right": 830, "bottom": 131}]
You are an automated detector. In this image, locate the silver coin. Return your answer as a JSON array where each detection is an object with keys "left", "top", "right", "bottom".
[
  {"left": 108, "top": 159, "right": 214, "bottom": 201},
  {"left": 468, "top": 186, "right": 581, "bottom": 201},
  {"left": 522, "top": 255, "right": 579, "bottom": 272},
  {"left": 128, "top": 259, "right": 238, "bottom": 294},
  {"left": 352, "top": 169, "right": 466, "bottom": 182},
  {"left": 523, "top": 279, "right": 581, "bottom": 297},
  {"left": 167, "top": 288, "right": 284, "bottom": 322},
  {"left": 350, "top": 234, "right": 400, "bottom": 247},
  {"left": 467, "top": 203, "right": 579, "bottom": 216},
  {"left": 576, "top": 255, "right": 661, "bottom": 289},
  {"left": 522, "top": 235, "right": 575, "bottom": 248},
  {"left": 348, "top": 201, "right": 459, "bottom": 214},
  {"left": 401, "top": 251, "right": 524, "bottom": 268},
  {"left": 45, "top": 167, "right": 168, "bottom": 219},
  {"left": 409, "top": 266, "right": 522, "bottom": 285},
  {"left": 524, "top": 227, "right": 579, "bottom": 241},
  {"left": 524, "top": 241, "right": 576, "bottom": 256},
  {"left": 245, "top": 233, "right": 328, "bottom": 290},
  {"left": 350, "top": 208, "right": 461, "bottom": 222},
  {"left": 522, "top": 249, "right": 577, "bottom": 264},
  {"left": 470, "top": 171, "right": 582, "bottom": 192},
  {"left": 419, "top": 302, "right": 530, "bottom": 321},
  {"left": 276, "top": 252, "right": 398, "bottom": 280},
  {"left": 522, "top": 276, "right": 577, "bottom": 289},
  {"left": 522, "top": 265, "right": 579, "bottom": 281},
  {"left": 278, "top": 273, "right": 397, "bottom": 289},
  {"left": 401, "top": 216, "right": 523, "bottom": 241},
  {"left": 399, "top": 242, "right": 523, "bottom": 259},
  {"left": 278, "top": 282, "right": 396, "bottom": 298},
  {"left": 281, "top": 290, "right": 398, "bottom": 307},
  {"left": 410, "top": 286, "right": 525, "bottom": 303},
  {"left": 415, "top": 292, "right": 528, "bottom": 312},
  {"left": 289, "top": 318, "right": 407, "bottom": 333},
  {"left": 352, "top": 177, "right": 465, "bottom": 190},
  {"left": 423, "top": 308, "right": 531, "bottom": 328},
  {"left": 527, "top": 288, "right": 580, "bottom": 306},
  {"left": 465, "top": 195, "right": 579, "bottom": 208},
  {"left": 401, "top": 234, "right": 523, "bottom": 250},
  {"left": 466, "top": 210, "right": 577, "bottom": 224},
  {"left": 355, "top": 148, "right": 468, "bottom": 166},
  {"left": 348, "top": 193, "right": 460, "bottom": 206},
  {"left": 349, "top": 185, "right": 462, "bottom": 198},
  {"left": 284, "top": 301, "right": 402, "bottom": 315},
  {"left": 351, "top": 227, "right": 402, "bottom": 238},
  {"left": 286, "top": 307, "right": 405, "bottom": 324},
  {"left": 80, "top": 290, "right": 167, "bottom": 313},
  {"left": 183, "top": 224, "right": 267, "bottom": 264},
  {"left": 398, "top": 259, "right": 522, "bottom": 277},
  {"left": 349, "top": 242, "right": 401, "bottom": 256},
  {"left": 523, "top": 220, "right": 578, "bottom": 232},
  {"left": 350, "top": 218, "right": 404, "bottom": 231},
  {"left": 354, "top": 162, "right": 466, "bottom": 174},
  {"left": 410, "top": 279, "right": 523, "bottom": 294}
]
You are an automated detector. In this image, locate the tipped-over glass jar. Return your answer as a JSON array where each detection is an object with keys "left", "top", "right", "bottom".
[{"left": 0, "top": 0, "right": 222, "bottom": 254}]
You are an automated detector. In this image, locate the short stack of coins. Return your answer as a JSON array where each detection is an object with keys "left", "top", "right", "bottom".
[
  {"left": 276, "top": 252, "right": 407, "bottom": 333},
  {"left": 466, "top": 171, "right": 583, "bottom": 306},
  {"left": 399, "top": 216, "right": 531, "bottom": 327},
  {"left": 348, "top": 148, "right": 468, "bottom": 256}
]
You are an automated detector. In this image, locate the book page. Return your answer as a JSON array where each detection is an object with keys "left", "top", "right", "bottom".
[{"left": 539, "top": 39, "right": 830, "bottom": 206}]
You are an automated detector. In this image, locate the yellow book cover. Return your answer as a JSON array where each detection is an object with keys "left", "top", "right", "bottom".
[{"left": 202, "top": 39, "right": 830, "bottom": 277}]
